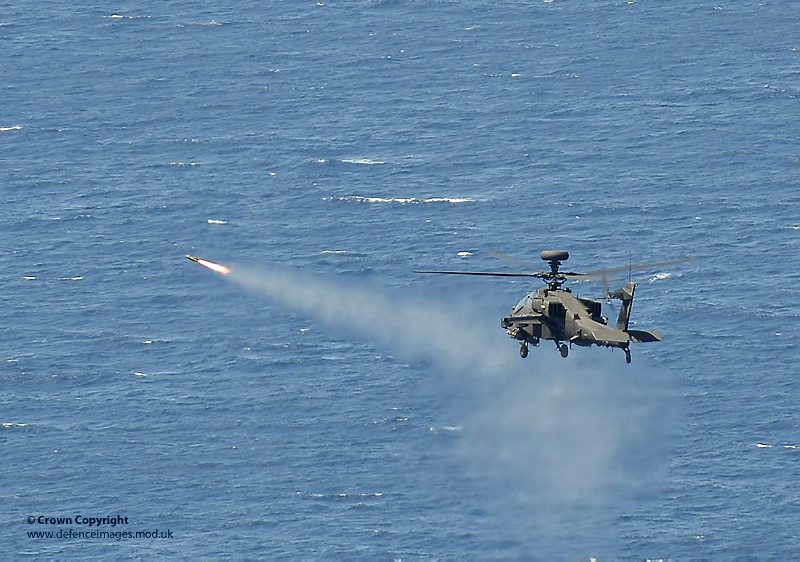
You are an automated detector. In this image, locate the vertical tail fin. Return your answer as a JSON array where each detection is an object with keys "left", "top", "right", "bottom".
[{"left": 612, "top": 282, "right": 636, "bottom": 331}]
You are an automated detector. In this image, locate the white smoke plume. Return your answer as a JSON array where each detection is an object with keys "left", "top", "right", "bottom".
[
  {"left": 227, "top": 263, "right": 678, "bottom": 508},
  {"left": 230, "top": 264, "right": 518, "bottom": 376}
]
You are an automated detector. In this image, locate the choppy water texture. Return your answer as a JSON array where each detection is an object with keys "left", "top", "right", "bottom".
[{"left": 2, "top": 1, "right": 799, "bottom": 558}]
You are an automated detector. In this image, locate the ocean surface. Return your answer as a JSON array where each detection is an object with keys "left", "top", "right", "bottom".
[{"left": 2, "top": 1, "right": 799, "bottom": 559}]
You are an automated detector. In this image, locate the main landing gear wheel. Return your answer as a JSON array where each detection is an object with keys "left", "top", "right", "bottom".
[
  {"left": 519, "top": 343, "right": 529, "bottom": 358},
  {"left": 558, "top": 343, "right": 569, "bottom": 358},
  {"left": 625, "top": 348, "right": 632, "bottom": 364}
]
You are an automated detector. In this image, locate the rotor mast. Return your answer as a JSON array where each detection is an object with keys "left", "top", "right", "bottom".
[{"left": 540, "top": 250, "right": 570, "bottom": 291}]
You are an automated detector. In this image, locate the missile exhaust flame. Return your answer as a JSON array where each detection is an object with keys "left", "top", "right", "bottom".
[{"left": 186, "top": 255, "right": 231, "bottom": 276}]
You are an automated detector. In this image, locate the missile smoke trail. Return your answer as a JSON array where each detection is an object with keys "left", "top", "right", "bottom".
[
  {"left": 228, "top": 262, "right": 517, "bottom": 376},
  {"left": 186, "top": 255, "right": 512, "bottom": 373},
  {"left": 186, "top": 255, "right": 678, "bottom": 514}
]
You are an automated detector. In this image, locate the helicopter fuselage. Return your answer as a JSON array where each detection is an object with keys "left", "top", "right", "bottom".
[
  {"left": 416, "top": 250, "right": 670, "bottom": 363},
  {"left": 501, "top": 282, "right": 662, "bottom": 362}
]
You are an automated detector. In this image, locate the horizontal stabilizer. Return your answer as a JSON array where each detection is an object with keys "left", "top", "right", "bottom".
[{"left": 627, "top": 329, "right": 663, "bottom": 343}]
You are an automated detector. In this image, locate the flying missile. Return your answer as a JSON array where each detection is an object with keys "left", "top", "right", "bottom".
[{"left": 185, "top": 254, "right": 231, "bottom": 276}]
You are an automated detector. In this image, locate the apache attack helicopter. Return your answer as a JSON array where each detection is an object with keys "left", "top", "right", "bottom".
[{"left": 417, "top": 250, "right": 682, "bottom": 363}]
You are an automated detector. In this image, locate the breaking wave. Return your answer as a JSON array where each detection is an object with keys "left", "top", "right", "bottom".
[{"left": 334, "top": 195, "right": 473, "bottom": 204}]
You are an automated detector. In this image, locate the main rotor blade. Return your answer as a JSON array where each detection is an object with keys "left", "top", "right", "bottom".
[
  {"left": 415, "top": 270, "right": 545, "bottom": 278},
  {"left": 486, "top": 251, "right": 585, "bottom": 277},
  {"left": 486, "top": 251, "right": 538, "bottom": 270},
  {"left": 416, "top": 257, "right": 691, "bottom": 282},
  {"left": 580, "top": 258, "right": 692, "bottom": 281}
]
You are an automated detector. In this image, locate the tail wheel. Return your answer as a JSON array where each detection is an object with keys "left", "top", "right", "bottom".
[
  {"left": 519, "top": 343, "right": 529, "bottom": 358},
  {"left": 558, "top": 343, "right": 569, "bottom": 358},
  {"left": 625, "top": 349, "right": 632, "bottom": 364}
]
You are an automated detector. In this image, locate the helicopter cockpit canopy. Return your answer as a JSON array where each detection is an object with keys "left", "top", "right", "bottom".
[{"left": 513, "top": 293, "right": 534, "bottom": 314}]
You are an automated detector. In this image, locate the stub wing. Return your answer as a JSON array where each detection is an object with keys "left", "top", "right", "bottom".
[
  {"left": 577, "top": 324, "right": 632, "bottom": 346},
  {"left": 505, "top": 314, "right": 541, "bottom": 323},
  {"left": 574, "top": 319, "right": 663, "bottom": 346}
]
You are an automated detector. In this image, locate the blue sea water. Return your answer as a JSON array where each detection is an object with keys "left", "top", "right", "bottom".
[{"left": 2, "top": 1, "right": 799, "bottom": 558}]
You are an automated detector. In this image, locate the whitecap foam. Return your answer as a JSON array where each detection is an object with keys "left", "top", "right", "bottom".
[
  {"left": 337, "top": 195, "right": 473, "bottom": 204},
  {"left": 106, "top": 14, "right": 151, "bottom": 20},
  {"left": 322, "top": 249, "right": 347, "bottom": 254},
  {"left": 0, "top": 124, "right": 22, "bottom": 132},
  {"left": 356, "top": 196, "right": 415, "bottom": 204},
  {"left": 298, "top": 490, "right": 382, "bottom": 499},
  {"left": 1, "top": 422, "right": 28, "bottom": 429},
  {"left": 207, "top": 219, "right": 227, "bottom": 225},
  {"left": 457, "top": 251, "right": 473, "bottom": 257},
  {"left": 340, "top": 158, "right": 385, "bottom": 165},
  {"left": 132, "top": 371, "right": 148, "bottom": 377},
  {"left": 430, "top": 425, "right": 464, "bottom": 433},
  {"left": 648, "top": 272, "right": 672, "bottom": 283},
  {"left": 22, "top": 276, "right": 36, "bottom": 281},
  {"left": 423, "top": 197, "right": 472, "bottom": 203},
  {"left": 755, "top": 443, "right": 772, "bottom": 448}
]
